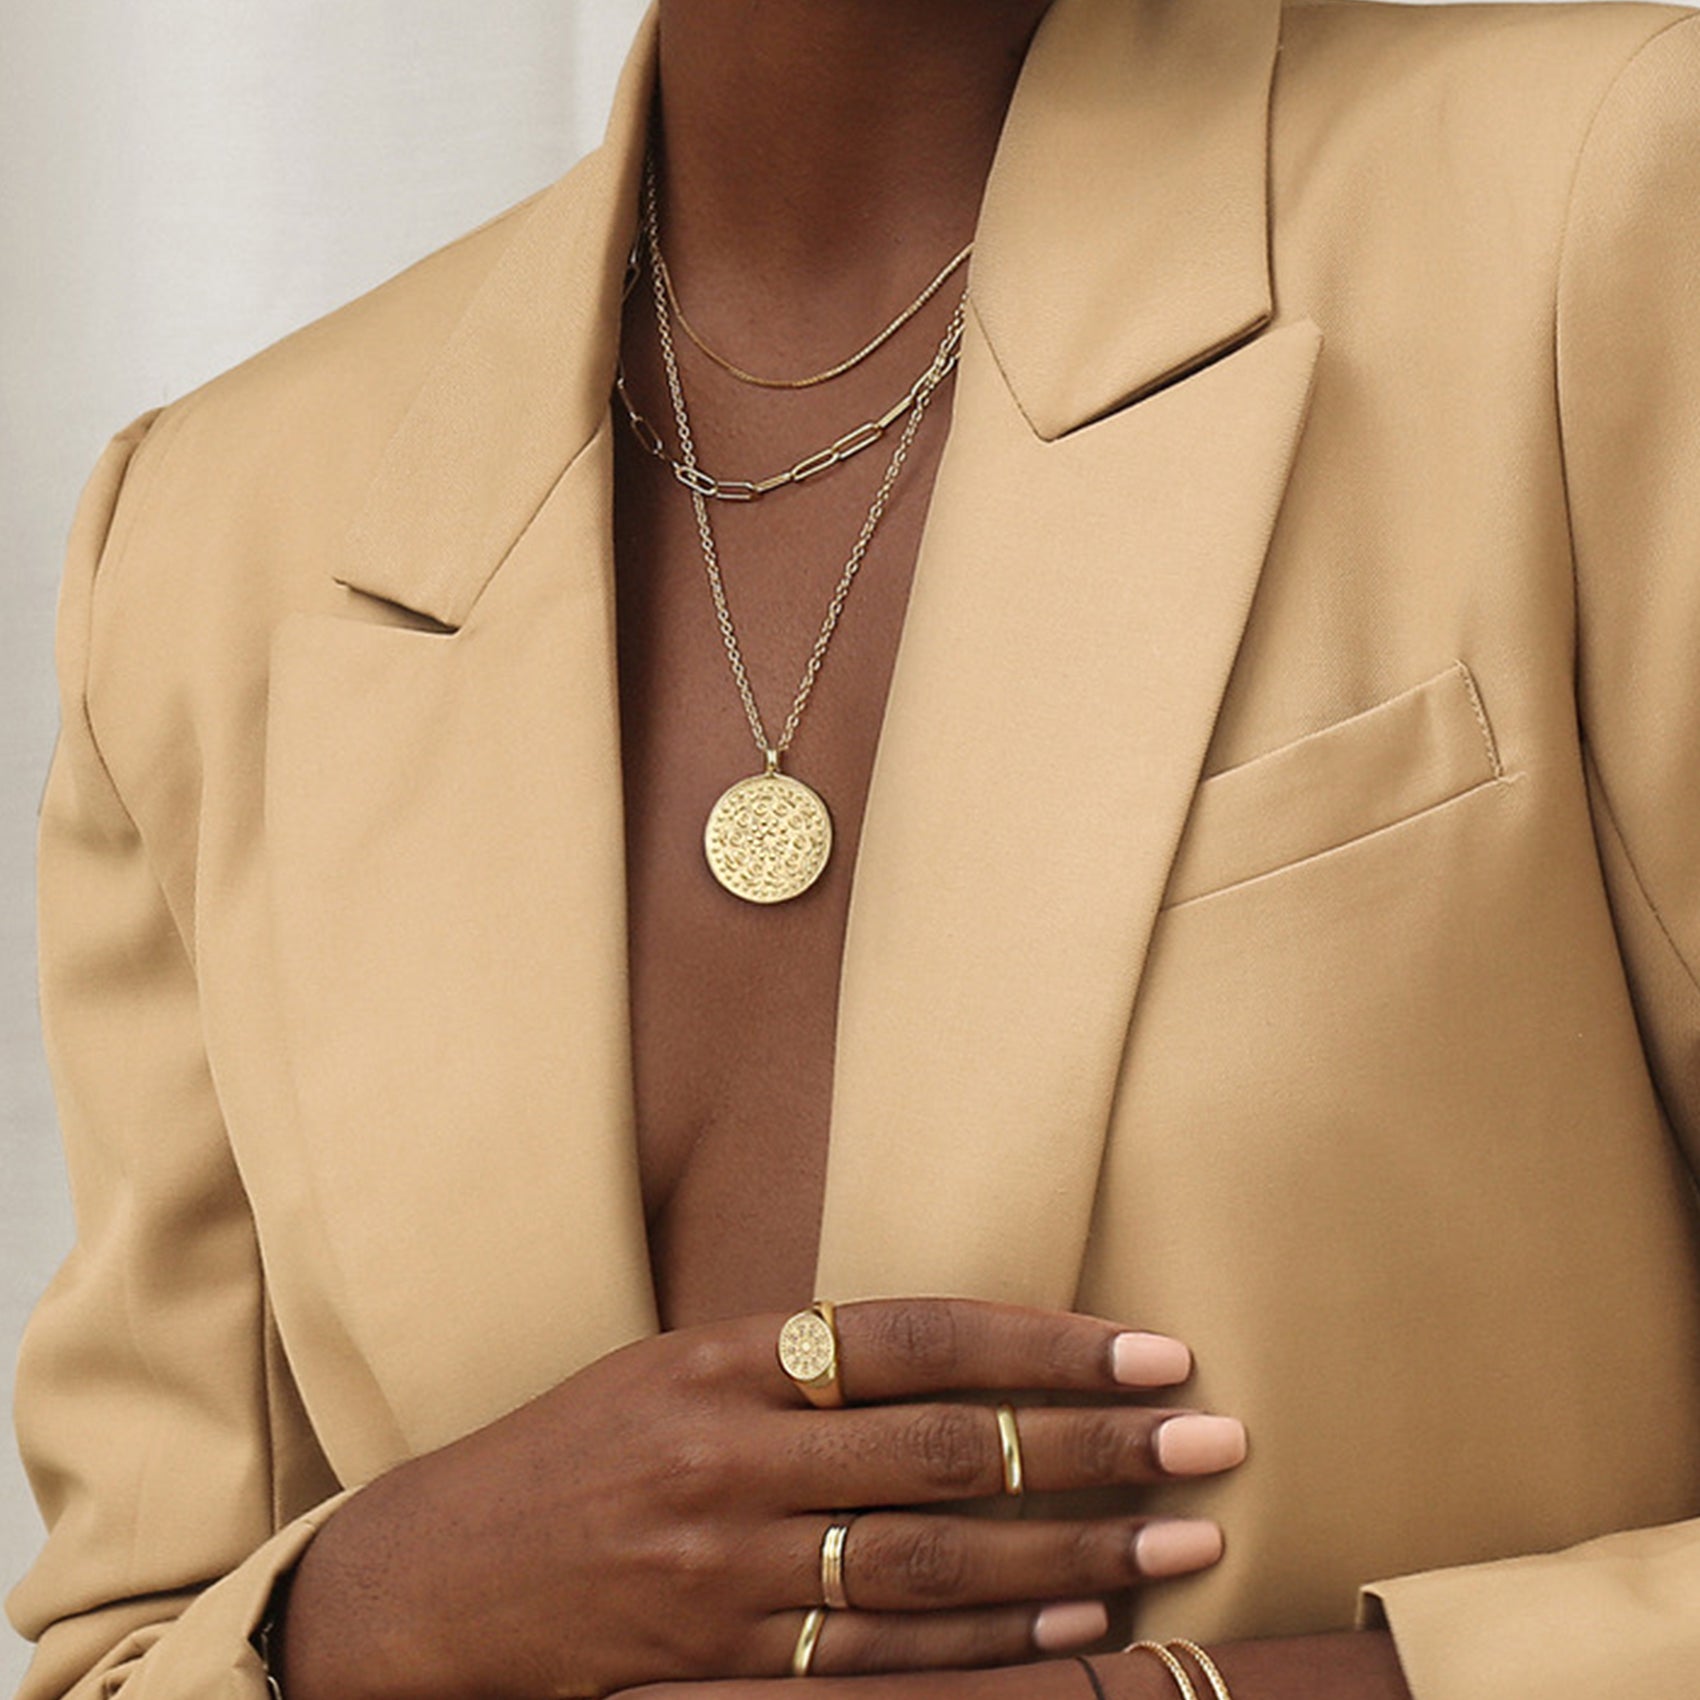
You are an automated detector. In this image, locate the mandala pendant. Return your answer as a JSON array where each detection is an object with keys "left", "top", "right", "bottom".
[{"left": 704, "top": 760, "right": 833, "bottom": 904}]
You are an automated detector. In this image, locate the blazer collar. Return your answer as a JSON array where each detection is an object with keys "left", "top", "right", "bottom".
[
  {"left": 973, "top": 0, "right": 1282, "bottom": 439},
  {"left": 336, "top": 18, "right": 655, "bottom": 628},
  {"left": 335, "top": 0, "right": 1283, "bottom": 625}
]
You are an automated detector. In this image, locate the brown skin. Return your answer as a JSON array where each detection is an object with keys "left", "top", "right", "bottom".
[
  {"left": 617, "top": 0, "right": 1036, "bottom": 1326},
  {"left": 277, "top": 5, "right": 1414, "bottom": 1698}
]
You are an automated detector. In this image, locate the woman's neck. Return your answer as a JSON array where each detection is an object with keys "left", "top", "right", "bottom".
[{"left": 652, "top": 0, "right": 1053, "bottom": 337}]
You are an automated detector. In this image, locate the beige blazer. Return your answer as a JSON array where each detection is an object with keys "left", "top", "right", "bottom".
[{"left": 12, "top": 1, "right": 1700, "bottom": 1696}]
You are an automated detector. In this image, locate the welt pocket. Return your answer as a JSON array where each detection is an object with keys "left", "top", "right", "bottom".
[{"left": 1161, "top": 663, "right": 1503, "bottom": 908}]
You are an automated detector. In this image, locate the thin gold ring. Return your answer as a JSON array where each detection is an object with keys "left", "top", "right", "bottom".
[
  {"left": 778, "top": 1302, "right": 844, "bottom": 1409},
  {"left": 820, "top": 1518, "right": 854, "bottom": 1610},
  {"left": 792, "top": 1606, "right": 829, "bottom": 1677},
  {"left": 994, "top": 1403, "right": 1025, "bottom": 1496}
]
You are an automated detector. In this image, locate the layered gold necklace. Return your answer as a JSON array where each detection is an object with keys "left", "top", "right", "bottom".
[{"left": 636, "top": 163, "right": 967, "bottom": 904}]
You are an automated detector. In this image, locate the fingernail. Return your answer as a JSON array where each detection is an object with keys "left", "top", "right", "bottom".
[
  {"left": 1112, "top": 1332, "right": 1192, "bottom": 1387},
  {"left": 1033, "top": 1600, "right": 1110, "bottom": 1653},
  {"left": 1154, "top": 1414, "right": 1248, "bottom": 1475},
  {"left": 1134, "top": 1519, "right": 1225, "bottom": 1578}
]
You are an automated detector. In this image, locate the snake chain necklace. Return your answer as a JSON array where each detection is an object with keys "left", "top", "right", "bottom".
[{"left": 640, "top": 165, "right": 966, "bottom": 903}]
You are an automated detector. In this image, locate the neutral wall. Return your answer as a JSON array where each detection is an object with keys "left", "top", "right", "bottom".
[{"left": 0, "top": 5, "right": 647, "bottom": 1688}]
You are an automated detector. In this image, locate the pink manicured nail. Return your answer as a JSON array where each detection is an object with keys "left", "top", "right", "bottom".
[
  {"left": 1033, "top": 1600, "right": 1110, "bottom": 1652},
  {"left": 1154, "top": 1414, "right": 1248, "bottom": 1475},
  {"left": 1112, "top": 1332, "right": 1193, "bottom": 1387},
  {"left": 1134, "top": 1519, "right": 1225, "bottom": 1578}
]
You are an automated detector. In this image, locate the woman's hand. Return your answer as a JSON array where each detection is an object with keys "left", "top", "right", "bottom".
[{"left": 276, "top": 1299, "right": 1244, "bottom": 1700}]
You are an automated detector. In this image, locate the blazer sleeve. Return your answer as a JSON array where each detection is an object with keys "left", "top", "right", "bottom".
[
  {"left": 1361, "top": 15, "right": 1700, "bottom": 1699},
  {"left": 6, "top": 416, "right": 351, "bottom": 1700}
]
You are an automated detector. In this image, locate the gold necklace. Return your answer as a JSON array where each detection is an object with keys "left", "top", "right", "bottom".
[
  {"left": 643, "top": 171, "right": 964, "bottom": 903},
  {"left": 614, "top": 345, "right": 958, "bottom": 502},
  {"left": 653, "top": 228, "right": 972, "bottom": 391}
]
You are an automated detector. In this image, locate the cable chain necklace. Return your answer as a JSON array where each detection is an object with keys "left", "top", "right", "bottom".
[
  {"left": 654, "top": 232, "right": 973, "bottom": 391},
  {"left": 640, "top": 164, "right": 966, "bottom": 903}
]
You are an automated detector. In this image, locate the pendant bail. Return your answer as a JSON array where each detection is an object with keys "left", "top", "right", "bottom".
[{"left": 763, "top": 747, "right": 781, "bottom": 776}]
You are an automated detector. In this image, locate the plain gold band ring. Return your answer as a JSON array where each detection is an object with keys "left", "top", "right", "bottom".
[
  {"left": 778, "top": 1302, "right": 844, "bottom": 1409},
  {"left": 820, "top": 1517, "right": 854, "bottom": 1610},
  {"left": 792, "top": 1606, "right": 829, "bottom": 1677},
  {"left": 994, "top": 1403, "right": 1025, "bottom": 1496}
]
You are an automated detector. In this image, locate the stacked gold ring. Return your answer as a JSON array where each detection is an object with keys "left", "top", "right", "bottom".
[{"left": 820, "top": 1518, "right": 854, "bottom": 1610}]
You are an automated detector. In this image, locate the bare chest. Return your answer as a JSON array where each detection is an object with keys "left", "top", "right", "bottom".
[{"left": 612, "top": 405, "right": 945, "bottom": 1328}]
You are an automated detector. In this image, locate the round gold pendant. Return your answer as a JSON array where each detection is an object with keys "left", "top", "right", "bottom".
[{"left": 704, "top": 769, "right": 833, "bottom": 903}]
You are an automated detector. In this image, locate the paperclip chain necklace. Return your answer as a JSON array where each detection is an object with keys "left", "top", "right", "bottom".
[
  {"left": 642, "top": 172, "right": 965, "bottom": 903},
  {"left": 616, "top": 346, "right": 957, "bottom": 503}
]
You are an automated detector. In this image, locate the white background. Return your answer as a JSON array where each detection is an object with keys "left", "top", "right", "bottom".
[{"left": 0, "top": 0, "right": 1682, "bottom": 1692}]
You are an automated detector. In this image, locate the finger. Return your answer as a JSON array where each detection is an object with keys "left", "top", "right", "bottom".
[
  {"left": 827, "top": 1299, "right": 1193, "bottom": 1404},
  {"left": 753, "top": 1599, "right": 1111, "bottom": 1678},
  {"left": 769, "top": 1512, "right": 1224, "bottom": 1613},
  {"left": 783, "top": 1402, "right": 1246, "bottom": 1507}
]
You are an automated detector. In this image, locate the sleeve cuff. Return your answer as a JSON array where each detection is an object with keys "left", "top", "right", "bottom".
[
  {"left": 1359, "top": 1517, "right": 1700, "bottom": 1700},
  {"left": 18, "top": 1492, "right": 355, "bottom": 1700}
]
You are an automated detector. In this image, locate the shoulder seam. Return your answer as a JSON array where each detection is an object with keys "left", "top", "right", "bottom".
[{"left": 1553, "top": 5, "right": 1700, "bottom": 655}]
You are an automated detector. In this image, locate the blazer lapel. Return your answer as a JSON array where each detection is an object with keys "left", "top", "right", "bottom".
[
  {"left": 816, "top": 0, "right": 1319, "bottom": 1307},
  {"left": 267, "top": 0, "right": 1314, "bottom": 1412},
  {"left": 263, "top": 24, "right": 659, "bottom": 1456}
]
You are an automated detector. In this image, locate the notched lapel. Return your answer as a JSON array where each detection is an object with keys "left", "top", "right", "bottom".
[
  {"left": 266, "top": 431, "right": 656, "bottom": 1456},
  {"left": 815, "top": 0, "right": 1299, "bottom": 1313},
  {"left": 256, "top": 15, "right": 661, "bottom": 1454},
  {"left": 817, "top": 314, "right": 1323, "bottom": 1308},
  {"left": 336, "top": 14, "right": 654, "bottom": 630},
  {"left": 973, "top": 0, "right": 1283, "bottom": 438}
]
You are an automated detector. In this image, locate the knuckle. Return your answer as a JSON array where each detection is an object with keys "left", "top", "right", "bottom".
[
  {"left": 890, "top": 1523, "right": 972, "bottom": 1601},
  {"left": 876, "top": 1301, "right": 962, "bottom": 1377},
  {"left": 986, "top": 1607, "right": 1038, "bottom": 1663},
  {"left": 1071, "top": 1412, "right": 1139, "bottom": 1485},
  {"left": 657, "top": 1425, "right": 727, "bottom": 1509},
  {"left": 840, "top": 1613, "right": 926, "bottom": 1674},
  {"left": 622, "top": 1520, "right": 732, "bottom": 1621},
  {"left": 1059, "top": 1522, "right": 1119, "bottom": 1590},
  {"left": 1035, "top": 1329, "right": 1076, "bottom": 1385},
  {"left": 658, "top": 1522, "right": 728, "bottom": 1583},
  {"left": 1039, "top": 1321, "right": 1097, "bottom": 1386},
  {"left": 907, "top": 1406, "right": 989, "bottom": 1491},
  {"left": 673, "top": 1332, "right": 742, "bottom": 1392}
]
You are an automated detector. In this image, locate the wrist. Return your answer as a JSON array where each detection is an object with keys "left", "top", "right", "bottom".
[
  {"left": 1085, "top": 1652, "right": 1190, "bottom": 1700},
  {"left": 273, "top": 1468, "right": 454, "bottom": 1700}
]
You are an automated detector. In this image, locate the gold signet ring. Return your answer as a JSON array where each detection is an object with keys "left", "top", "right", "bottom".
[
  {"left": 819, "top": 1518, "right": 854, "bottom": 1610},
  {"left": 995, "top": 1403, "right": 1025, "bottom": 1496},
  {"left": 792, "top": 1606, "right": 829, "bottom": 1677},
  {"left": 778, "top": 1302, "right": 844, "bottom": 1408}
]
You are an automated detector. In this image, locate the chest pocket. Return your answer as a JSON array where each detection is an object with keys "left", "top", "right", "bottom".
[{"left": 1163, "top": 662, "right": 1503, "bottom": 908}]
